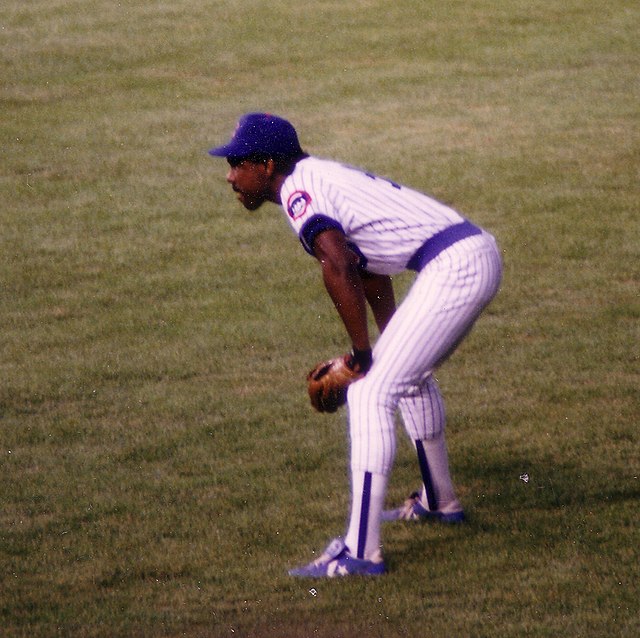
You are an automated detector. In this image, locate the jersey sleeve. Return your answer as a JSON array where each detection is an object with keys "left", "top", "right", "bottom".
[
  {"left": 298, "top": 214, "right": 344, "bottom": 255},
  {"left": 280, "top": 162, "right": 345, "bottom": 256}
]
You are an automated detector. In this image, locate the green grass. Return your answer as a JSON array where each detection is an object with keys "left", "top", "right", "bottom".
[{"left": 1, "top": 0, "right": 638, "bottom": 636}]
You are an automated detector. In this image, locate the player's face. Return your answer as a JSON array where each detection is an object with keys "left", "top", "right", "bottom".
[{"left": 226, "top": 159, "right": 272, "bottom": 211}]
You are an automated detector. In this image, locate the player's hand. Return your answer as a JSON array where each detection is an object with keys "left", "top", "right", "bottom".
[{"left": 307, "top": 349, "right": 371, "bottom": 413}]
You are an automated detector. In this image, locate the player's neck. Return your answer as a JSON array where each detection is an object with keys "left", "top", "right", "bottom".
[
  {"left": 269, "top": 154, "right": 308, "bottom": 205},
  {"left": 269, "top": 172, "right": 287, "bottom": 205}
]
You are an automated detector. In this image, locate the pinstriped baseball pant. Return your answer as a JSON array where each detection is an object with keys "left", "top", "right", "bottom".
[{"left": 347, "top": 232, "right": 503, "bottom": 476}]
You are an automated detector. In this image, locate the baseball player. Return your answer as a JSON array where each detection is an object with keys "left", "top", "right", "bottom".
[{"left": 209, "top": 113, "right": 503, "bottom": 577}]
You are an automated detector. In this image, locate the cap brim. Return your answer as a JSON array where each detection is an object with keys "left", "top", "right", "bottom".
[
  {"left": 208, "top": 144, "right": 233, "bottom": 157},
  {"left": 208, "top": 135, "right": 253, "bottom": 157}
]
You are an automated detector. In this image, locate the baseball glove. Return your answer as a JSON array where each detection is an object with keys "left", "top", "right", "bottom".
[{"left": 307, "top": 354, "right": 365, "bottom": 413}]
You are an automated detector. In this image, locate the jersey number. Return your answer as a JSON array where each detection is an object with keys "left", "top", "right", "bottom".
[{"left": 365, "top": 172, "right": 401, "bottom": 190}]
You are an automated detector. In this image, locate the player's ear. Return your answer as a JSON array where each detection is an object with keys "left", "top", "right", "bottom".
[{"left": 264, "top": 158, "right": 276, "bottom": 177}]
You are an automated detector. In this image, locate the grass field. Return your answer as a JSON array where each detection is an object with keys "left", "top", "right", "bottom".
[{"left": 1, "top": 1, "right": 638, "bottom": 636}]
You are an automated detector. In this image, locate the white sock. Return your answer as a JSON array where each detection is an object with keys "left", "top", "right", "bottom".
[
  {"left": 416, "top": 432, "right": 461, "bottom": 513},
  {"left": 344, "top": 470, "right": 387, "bottom": 561}
]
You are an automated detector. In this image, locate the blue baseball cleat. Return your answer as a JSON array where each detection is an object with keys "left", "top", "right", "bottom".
[
  {"left": 382, "top": 492, "right": 466, "bottom": 523},
  {"left": 288, "top": 538, "right": 386, "bottom": 578}
]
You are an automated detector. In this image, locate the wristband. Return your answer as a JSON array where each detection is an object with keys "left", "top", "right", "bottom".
[{"left": 349, "top": 347, "right": 373, "bottom": 373}]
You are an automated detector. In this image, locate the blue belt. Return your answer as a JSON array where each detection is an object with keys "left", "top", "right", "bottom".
[{"left": 406, "top": 220, "right": 482, "bottom": 272}]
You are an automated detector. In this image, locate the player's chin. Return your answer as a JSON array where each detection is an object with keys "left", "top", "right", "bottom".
[{"left": 237, "top": 193, "right": 266, "bottom": 211}]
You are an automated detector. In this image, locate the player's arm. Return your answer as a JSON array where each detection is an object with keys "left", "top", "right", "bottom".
[
  {"left": 311, "top": 228, "right": 371, "bottom": 357},
  {"left": 360, "top": 271, "right": 396, "bottom": 333}
]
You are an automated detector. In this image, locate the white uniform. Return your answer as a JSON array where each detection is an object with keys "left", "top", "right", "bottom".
[{"left": 279, "top": 157, "right": 502, "bottom": 560}]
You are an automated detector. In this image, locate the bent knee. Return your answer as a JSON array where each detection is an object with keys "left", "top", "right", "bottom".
[{"left": 347, "top": 372, "right": 401, "bottom": 414}]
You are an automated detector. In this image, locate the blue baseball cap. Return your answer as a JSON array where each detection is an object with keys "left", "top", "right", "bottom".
[{"left": 208, "top": 113, "right": 303, "bottom": 159}]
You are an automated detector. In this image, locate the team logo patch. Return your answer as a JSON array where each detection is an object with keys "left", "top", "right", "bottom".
[{"left": 287, "top": 191, "right": 312, "bottom": 220}]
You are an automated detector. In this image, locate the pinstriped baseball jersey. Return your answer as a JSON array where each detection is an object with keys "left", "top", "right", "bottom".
[{"left": 279, "top": 157, "right": 467, "bottom": 275}]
